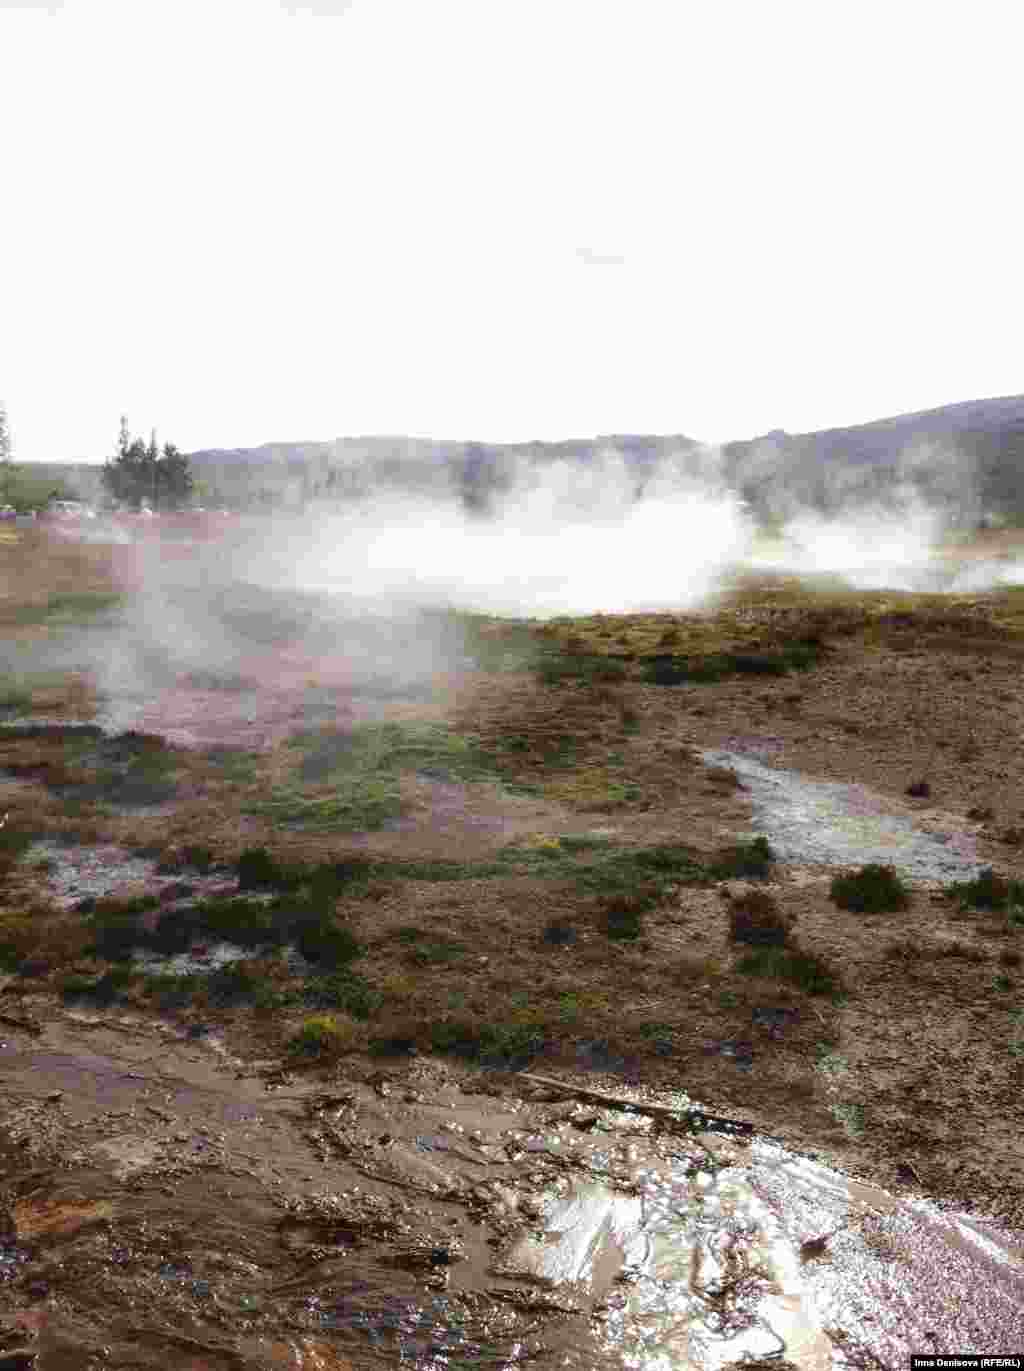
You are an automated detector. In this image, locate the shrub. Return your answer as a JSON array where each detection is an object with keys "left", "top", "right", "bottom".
[
  {"left": 142, "top": 972, "right": 199, "bottom": 1008},
  {"left": 729, "top": 653, "right": 789, "bottom": 676},
  {"left": 728, "top": 890, "right": 792, "bottom": 947},
  {"left": 602, "top": 903, "right": 644, "bottom": 940},
  {"left": 288, "top": 1013, "right": 358, "bottom": 1058},
  {"left": 407, "top": 936, "right": 467, "bottom": 965},
  {"left": 236, "top": 847, "right": 287, "bottom": 891},
  {"left": 89, "top": 911, "right": 146, "bottom": 961},
  {"left": 477, "top": 1022, "right": 546, "bottom": 1064},
  {"left": 735, "top": 945, "right": 841, "bottom": 997},
  {"left": 302, "top": 970, "right": 382, "bottom": 1019},
  {"left": 830, "top": 864, "right": 911, "bottom": 914},
  {"left": 292, "top": 916, "right": 363, "bottom": 967},
  {"left": 180, "top": 844, "right": 214, "bottom": 873},
  {"left": 206, "top": 959, "right": 264, "bottom": 1006},
  {"left": 428, "top": 1020, "right": 483, "bottom": 1058},
  {"left": 640, "top": 656, "right": 692, "bottom": 686},
  {"left": 61, "top": 965, "right": 134, "bottom": 1004},
  {"left": 946, "top": 867, "right": 1024, "bottom": 912},
  {"left": 709, "top": 836, "right": 775, "bottom": 881},
  {"left": 542, "top": 918, "right": 578, "bottom": 946}
]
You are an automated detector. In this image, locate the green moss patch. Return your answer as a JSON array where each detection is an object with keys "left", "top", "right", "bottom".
[{"left": 248, "top": 721, "right": 512, "bottom": 832}]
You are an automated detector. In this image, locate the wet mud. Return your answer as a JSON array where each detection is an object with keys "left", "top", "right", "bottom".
[{"left": 3, "top": 1007, "right": 1024, "bottom": 1369}]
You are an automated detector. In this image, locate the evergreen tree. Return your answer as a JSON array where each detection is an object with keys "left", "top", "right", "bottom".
[
  {"left": 101, "top": 417, "right": 194, "bottom": 511},
  {"left": 0, "top": 402, "right": 12, "bottom": 503}
]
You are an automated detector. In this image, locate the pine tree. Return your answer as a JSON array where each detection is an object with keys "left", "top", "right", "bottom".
[
  {"left": 0, "top": 402, "right": 14, "bottom": 504},
  {"left": 101, "top": 417, "right": 194, "bottom": 511}
]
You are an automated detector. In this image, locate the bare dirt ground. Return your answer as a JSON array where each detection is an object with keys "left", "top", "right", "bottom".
[{"left": 1, "top": 521, "right": 1023, "bottom": 1367}]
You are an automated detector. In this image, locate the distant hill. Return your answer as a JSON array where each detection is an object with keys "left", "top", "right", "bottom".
[
  {"left": 38, "top": 394, "right": 1024, "bottom": 525},
  {"left": 720, "top": 394, "right": 1024, "bottom": 527}
]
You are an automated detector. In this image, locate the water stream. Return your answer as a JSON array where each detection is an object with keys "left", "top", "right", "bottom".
[{"left": 701, "top": 748, "right": 985, "bottom": 883}]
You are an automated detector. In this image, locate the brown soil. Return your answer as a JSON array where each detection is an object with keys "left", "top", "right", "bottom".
[{"left": 1, "top": 521, "right": 1024, "bottom": 1366}]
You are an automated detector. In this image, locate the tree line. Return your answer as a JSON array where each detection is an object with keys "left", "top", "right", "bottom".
[
  {"left": 0, "top": 405, "right": 196, "bottom": 512},
  {"left": 99, "top": 416, "right": 194, "bottom": 511}
]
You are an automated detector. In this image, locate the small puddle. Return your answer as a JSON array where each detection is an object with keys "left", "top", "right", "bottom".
[{"left": 701, "top": 748, "right": 985, "bottom": 881}]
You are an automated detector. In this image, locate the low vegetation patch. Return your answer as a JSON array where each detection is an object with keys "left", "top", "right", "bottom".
[
  {"left": 640, "top": 639, "right": 826, "bottom": 686},
  {"left": 247, "top": 721, "right": 511, "bottom": 831},
  {"left": 288, "top": 1013, "right": 359, "bottom": 1059},
  {"left": 0, "top": 819, "right": 38, "bottom": 877},
  {"left": 428, "top": 1018, "right": 546, "bottom": 1067},
  {"left": 404, "top": 935, "right": 468, "bottom": 966},
  {"left": 709, "top": 836, "right": 775, "bottom": 881},
  {"left": 535, "top": 651, "right": 628, "bottom": 687},
  {"left": 141, "top": 972, "right": 200, "bottom": 1009},
  {"left": 61, "top": 965, "right": 136, "bottom": 1004},
  {"left": 301, "top": 969, "right": 383, "bottom": 1019},
  {"left": 830, "top": 863, "right": 912, "bottom": 914},
  {"left": 945, "top": 867, "right": 1024, "bottom": 913},
  {"left": 0, "top": 590, "right": 123, "bottom": 629},
  {"left": 735, "top": 945, "right": 842, "bottom": 997}
]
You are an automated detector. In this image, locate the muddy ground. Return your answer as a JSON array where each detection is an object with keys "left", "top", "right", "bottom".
[{"left": 1, "top": 520, "right": 1024, "bottom": 1368}]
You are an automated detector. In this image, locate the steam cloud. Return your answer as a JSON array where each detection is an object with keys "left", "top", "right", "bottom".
[{"left": 8, "top": 440, "right": 1022, "bottom": 742}]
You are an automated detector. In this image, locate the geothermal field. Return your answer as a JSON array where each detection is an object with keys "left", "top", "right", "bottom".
[{"left": 1, "top": 463, "right": 1024, "bottom": 1369}]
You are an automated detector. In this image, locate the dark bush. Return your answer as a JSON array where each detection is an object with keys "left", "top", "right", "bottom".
[
  {"left": 206, "top": 960, "right": 262, "bottom": 1006},
  {"left": 729, "top": 653, "right": 789, "bottom": 676},
  {"left": 180, "top": 844, "right": 214, "bottom": 873},
  {"left": 302, "top": 970, "right": 382, "bottom": 1019},
  {"left": 710, "top": 836, "right": 775, "bottom": 881},
  {"left": 236, "top": 847, "right": 286, "bottom": 891},
  {"left": 945, "top": 867, "right": 1024, "bottom": 912},
  {"left": 830, "top": 864, "right": 911, "bottom": 914},
  {"left": 601, "top": 896, "right": 646, "bottom": 941},
  {"left": 292, "top": 916, "right": 363, "bottom": 967},
  {"left": 89, "top": 912, "right": 144, "bottom": 961},
  {"left": 641, "top": 656, "right": 692, "bottom": 686},
  {"left": 150, "top": 913, "right": 195, "bottom": 955}
]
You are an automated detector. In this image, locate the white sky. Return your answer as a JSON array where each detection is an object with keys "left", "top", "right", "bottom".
[{"left": 2, "top": 0, "right": 1021, "bottom": 463}]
